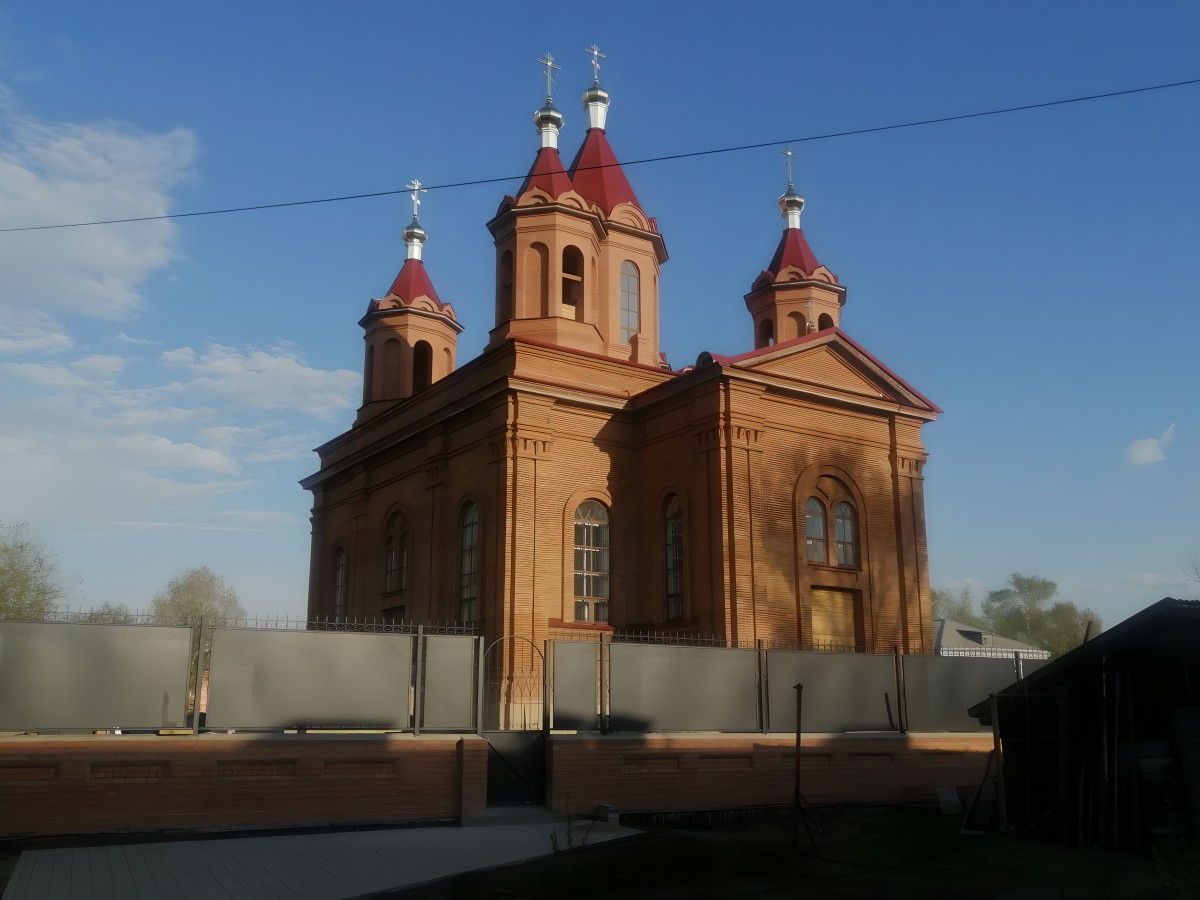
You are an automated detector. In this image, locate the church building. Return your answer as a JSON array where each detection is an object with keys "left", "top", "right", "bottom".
[{"left": 302, "top": 51, "right": 941, "bottom": 663}]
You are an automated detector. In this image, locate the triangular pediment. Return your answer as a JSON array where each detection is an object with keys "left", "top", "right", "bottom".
[{"left": 731, "top": 331, "right": 939, "bottom": 414}]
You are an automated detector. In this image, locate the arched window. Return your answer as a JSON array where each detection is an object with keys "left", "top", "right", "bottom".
[
  {"left": 363, "top": 344, "right": 375, "bottom": 404},
  {"left": 561, "top": 246, "right": 584, "bottom": 318},
  {"left": 573, "top": 500, "right": 610, "bottom": 623},
  {"left": 758, "top": 318, "right": 774, "bottom": 348},
  {"left": 789, "top": 312, "right": 808, "bottom": 338},
  {"left": 664, "top": 495, "right": 684, "bottom": 621},
  {"left": 818, "top": 313, "right": 835, "bottom": 331},
  {"left": 412, "top": 341, "right": 432, "bottom": 394},
  {"left": 835, "top": 502, "right": 857, "bottom": 567},
  {"left": 497, "top": 249, "right": 514, "bottom": 323},
  {"left": 332, "top": 547, "right": 347, "bottom": 620},
  {"left": 384, "top": 515, "right": 409, "bottom": 594},
  {"left": 620, "top": 261, "right": 640, "bottom": 344},
  {"left": 459, "top": 503, "right": 480, "bottom": 625},
  {"left": 805, "top": 498, "right": 826, "bottom": 564}
]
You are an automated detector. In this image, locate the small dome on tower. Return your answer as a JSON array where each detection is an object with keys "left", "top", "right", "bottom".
[
  {"left": 403, "top": 219, "right": 427, "bottom": 246},
  {"left": 779, "top": 183, "right": 806, "bottom": 224},
  {"left": 534, "top": 101, "right": 565, "bottom": 133}
]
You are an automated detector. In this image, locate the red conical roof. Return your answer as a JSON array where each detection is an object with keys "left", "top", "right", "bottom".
[
  {"left": 568, "top": 128, "right": 642, "bottom": 213},
  {"left": 518, "top": 147, "right": 573, "bottom": 198},
  {"left": 386, "top": 258, "right": 443, "bottom": 308},
  {"left": 765, "top": 227, "right": 823, "bottom": 279}
]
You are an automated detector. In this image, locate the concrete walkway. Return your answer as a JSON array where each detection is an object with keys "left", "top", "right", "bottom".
[{"left": 3, "top": 820, "right": 640, "bottom": 900}]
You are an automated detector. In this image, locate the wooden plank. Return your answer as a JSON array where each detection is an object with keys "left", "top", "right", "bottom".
[
  {"left": 118, "top": 845, "right": 161, "bottom": 898},
  {"left": 129, "top": 843, "right": 188, "bottom": 898},
  {"left": 45, "top": 850, "right": 74, "bottom": 900},
  {"left": 217, "top": 839, "right": 302, "bottom": 900},
  {"left": 86, "top": 846, "right": 117, "bottom": 900},
  {"left": 106, "top": 846, "right": 139, "bottom": 899}
]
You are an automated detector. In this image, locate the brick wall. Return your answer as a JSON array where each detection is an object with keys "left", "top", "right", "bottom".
[
  {"left": 0, "top": 733, "right": 488, "bottom": 838},
  {"left": 548, "top": 733, "right": 991, "bottom": 816}
]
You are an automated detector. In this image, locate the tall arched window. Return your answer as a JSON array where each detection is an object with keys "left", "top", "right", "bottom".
[
  {"left": 805, "top": 498, "right": 826, "bottom": 564},
  {"left": 332, "top": 547, "right": 347, "bottom": 620},
  {"left": 665, "top": 495, "right": 684, "bottom": 621},
  {"left": 818, "top": 313, "right": 835, "bottom": 331},
  {"left": 573, "top": 500, "right": 610, "bottom": 623},
  {"left": 758, "top": 318, "right": 774, "bottom": 348},
  {"left": 789, "top": 312, "right": 809, "bottom": 339},
  {"left": 384, "top": 515, "right": 409, "bottom": 594},
  {"left": 834, "top": 502, "right": 857, "bottom": 567},
  {"left": 497, "top": 249, "right": 514, "bottom": 323},
  {"left": 561, "top": 246, "right": 584, "bottom": 318},
  {"left": 620, "top": 261, "right": 639, "bottom": 344},
  {"left": 459, "top": 503, "right": 480, "bottom": 625},
  {"left": 363, "top": 344, "right": 375, "bottom": 404},
  {"left": 412, "top": 341, "right": 432, "bottom": 394}
]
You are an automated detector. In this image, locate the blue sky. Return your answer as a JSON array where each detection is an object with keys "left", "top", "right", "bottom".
[{"left": 0, "top": 2, "right": 1196, "bottom": 628}]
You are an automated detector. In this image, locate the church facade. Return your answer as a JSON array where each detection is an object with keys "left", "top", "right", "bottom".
[{"left": 302, "top": 59, "right": 940, "bottom": 661}]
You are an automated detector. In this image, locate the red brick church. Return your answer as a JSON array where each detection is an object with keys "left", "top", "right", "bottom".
[{"left": 302, "top": 51, "right": 940, "bottom": 658}]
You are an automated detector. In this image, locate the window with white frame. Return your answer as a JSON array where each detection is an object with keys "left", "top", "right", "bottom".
[
  {"left": 835, "top": 502, "right": 858, "bottom": 567},
  {"left": 619, "top": 261, "right": 639, "bottom": 344},
  {"left": 665, "top": 495, "right": 684, "bottom": 621},
  {"left": 459, "top": 503, "right": 480, "bottom": 626},
  {"left": 805, "top": 498, "right": 826, "bottom": 564},
  {"left": 573, "top": 500, "right": 610, "bottom": 623},
  {"left": 332, "top": 547, "right": 347, "bottom": 621}
]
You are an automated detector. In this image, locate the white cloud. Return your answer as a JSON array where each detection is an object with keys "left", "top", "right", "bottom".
[
  {"left": 0, "top": 307, "right": 72, "bottom": 355},
  {"left": 1127, "top": 424, "right": 1175, "bottom": 466},
  {"left": 162, "top": 342, "right": 359, "bottom": 418},
  {"left": 0, "top": 82, "right": 197, "bottom": 325}
]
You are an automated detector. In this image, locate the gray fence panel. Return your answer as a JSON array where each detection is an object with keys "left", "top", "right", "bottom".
[
  {"left": 903, "top": 655, "right": 1021, "bottom": 732},
  {"left": 609, "top": 644, "right": 759, "bottom": 732},
  {"left": 766, "top": 651, "right": 898, "bottom": 733},
  {"left": 0, "top": 622, "right": 192, "bottom": 731},
  {"left": 206, "top": 629, "right": 412, "bottom": 729},
  {"left": 420, "top": 635, "right": 477, "bottom": 731},
  {"left": 550, "top": 641, "right": 598, "bottom": 729}
]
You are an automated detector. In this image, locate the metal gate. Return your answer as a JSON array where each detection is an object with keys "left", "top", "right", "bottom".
[{"left": 482, "top": 636, "right": 546, "bottom": 805}]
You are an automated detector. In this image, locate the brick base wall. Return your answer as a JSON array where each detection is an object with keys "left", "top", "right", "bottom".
[
  {"left": 548, "top": 732, "right": 992, "bottom": 815},
  {"left": 0, "top": 733, "right": 488, "bottom": 839}
]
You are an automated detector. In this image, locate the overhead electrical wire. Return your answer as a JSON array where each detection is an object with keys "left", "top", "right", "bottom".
[{"left": 1, "top": 77, "right": 1196, "bottom": 235}]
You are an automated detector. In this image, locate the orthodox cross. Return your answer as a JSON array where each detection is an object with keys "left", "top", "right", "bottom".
[
  {"left": 538, "top": 52, "right": 560, "bottom": 100},
  {"left": 405, "top": 179, "right": 426, "bottom": 221},
  {"left": 781, "top": 147, "right": 796, "bottom": 186},
  {"left": 585, "top": 44, "right": 605, "bottom": 84}
]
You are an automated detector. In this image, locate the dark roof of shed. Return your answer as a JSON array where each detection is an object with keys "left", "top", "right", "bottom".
[{"left": 968, "top": 597, "right": 1200, "bottom": 719}]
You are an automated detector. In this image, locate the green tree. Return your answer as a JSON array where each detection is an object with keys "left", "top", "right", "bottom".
[
  {"left": 981, "top": 573, "right": 1099, "bottom": 657},
  {"left": 80, "top": 602, "right": 136, "bottom": 624},
  {"left": 931, "top": 584, "right": 984, "bottom": 627},
  {"left": 151, "top": 566, "right": 246, "bottom": 626},
  {"left": 0, "top": 522, "right": 66, "bottom": 621}
]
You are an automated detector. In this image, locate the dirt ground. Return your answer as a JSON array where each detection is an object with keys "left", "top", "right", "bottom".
[{"left": 390, "top": 806, "right": 1200, "bottom": 899}]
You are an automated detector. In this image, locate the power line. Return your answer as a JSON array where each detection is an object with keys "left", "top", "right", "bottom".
[{"left": 2, "top": 77, "right": 1196, "bottom": 235}]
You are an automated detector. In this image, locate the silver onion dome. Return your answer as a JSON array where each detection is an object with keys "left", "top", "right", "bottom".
[
  {"left": 534, "top": 101, "right": 565, "bottom": 131},
  {"left": 779, "top": 184, "right": 806, "bottom": 227}
]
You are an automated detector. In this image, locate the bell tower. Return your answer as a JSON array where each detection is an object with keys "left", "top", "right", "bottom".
[
  {"left": 744, "top": 148, "right": 844, "bottom": 349},
  {"left": 487, "top": 48, "right": 667, "bottom": 365},
  {"left": 358, "top": 181, "right": 462, "bottom": 423}
]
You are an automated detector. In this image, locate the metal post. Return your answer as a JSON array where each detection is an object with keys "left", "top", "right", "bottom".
[
  {"left": 599, "top": 632, "right": 610, "bottom": 734},
  {"left": 413, "top": 625, "right": 425, "bottom": 736},
  {"left": 757, "top": 639, "right": 768, "bottom": 733},
  {"left": 793, "top": 682, "right": 817, "bottom": 852},
  {"left": 893, "top": 645, "right": 908, "bottom": 734},
  {"left": 474, "top": 634, "right": 485, "bottom": 738},
  {"left": 190, "top": 616, "right": 204, "bottom": 735},
  {"left": 544, "top": 639, "right": 554, "bottom": 731}
]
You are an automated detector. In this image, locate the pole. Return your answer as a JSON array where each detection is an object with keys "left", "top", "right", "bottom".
[{"left": 793, "top": 682, "right": 817, "bottom": 853}]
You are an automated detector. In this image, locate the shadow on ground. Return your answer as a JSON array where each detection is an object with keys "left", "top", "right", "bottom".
[{"left": 378, "top": 806, "right": 1200, "bottom": 899}]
